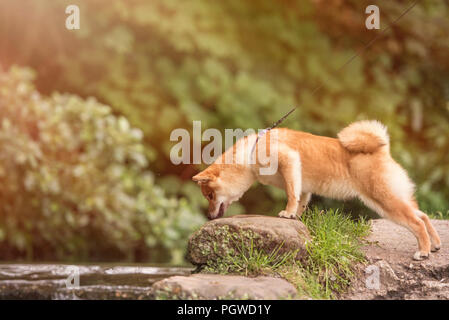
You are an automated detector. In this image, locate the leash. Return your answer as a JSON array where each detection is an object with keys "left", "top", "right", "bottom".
[{"left": 250, "top": 0, "right": 420, "bottom": 154}]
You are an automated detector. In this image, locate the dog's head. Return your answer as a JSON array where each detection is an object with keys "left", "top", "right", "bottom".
[
  {"left": 192, "top": 167, "right": 231, "bottom": 220},
  {"left": 192, "top": 164, "right": 255, "bottom": 220}
]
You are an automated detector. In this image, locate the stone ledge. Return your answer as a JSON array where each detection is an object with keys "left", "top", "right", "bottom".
[
  {"left": 187, "top": 215, "right": 311, "bottom": 266},
  {"left": 152, "top": 274, "right": 297, "bottom": 300}
]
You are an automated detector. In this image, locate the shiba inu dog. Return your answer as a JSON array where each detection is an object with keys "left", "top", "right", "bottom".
[{"left": 192, "top": 120, "right": 441, "bottom": 260}]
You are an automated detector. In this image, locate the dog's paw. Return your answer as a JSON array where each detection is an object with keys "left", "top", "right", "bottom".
[
  {"left": 431, "top": 244, "right": 441, "bottom": 252},
  {"left": 278, "top": 210, "right": 296, "bottom": 219},
  {"left": 413, "top": 251, "right": 430, "bottom": 261}
]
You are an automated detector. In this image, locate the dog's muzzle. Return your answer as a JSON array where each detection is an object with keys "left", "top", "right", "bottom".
[{"left": 208, "top": 203, "right": 225, "bottom": 220}]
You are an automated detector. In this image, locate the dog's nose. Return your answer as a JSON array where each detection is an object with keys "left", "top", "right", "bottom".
[{"left": 206, "top": 212, "right": 216, "bottom": 220}]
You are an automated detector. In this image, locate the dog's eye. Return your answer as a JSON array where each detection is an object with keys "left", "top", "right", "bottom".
[{"left": 207, "top": 193, "right": 214, "bottom": 200}]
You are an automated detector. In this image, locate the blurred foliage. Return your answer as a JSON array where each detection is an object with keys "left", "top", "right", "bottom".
[
  {"left": 0, "top": 67, "right": 205, "bottom": 262},
  {"left": 0, "top": 0, "right": 448, "bottom": 261}
]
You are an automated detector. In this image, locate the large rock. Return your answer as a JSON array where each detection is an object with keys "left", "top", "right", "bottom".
[
  {"left": 343, "top": 219, "right": 449, "bottom": 300},
  {"left": 187, "top": 215, "right": 311, "bottom": 266},
  {"left": 152, "top": 274, "right": 297, "bottom": 299}
]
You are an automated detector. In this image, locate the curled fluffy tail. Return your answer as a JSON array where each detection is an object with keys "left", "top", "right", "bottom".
[{"left": 338, "top": 120, "right": 389, "bottom": 153}]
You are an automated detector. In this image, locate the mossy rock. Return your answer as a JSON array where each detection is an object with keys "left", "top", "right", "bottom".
[{"left": 187, "top": 215, "right": 311, "bottom": 268}]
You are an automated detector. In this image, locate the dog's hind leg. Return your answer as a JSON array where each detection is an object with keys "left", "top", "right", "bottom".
[
  {"left": 387, "top": 200, "right": 431, "bottom": 260},
  {"left": 413, "top": 208, "right": 441, "bottom": 252},
  {"left": 352, "top": 154, "right": 432, "bottom": 260},
  {"left": 408, "top": 196, "right": 441, "bottom": 251},
  {"left": 360, "top": 193, "right": 431, "bottom": 260}
]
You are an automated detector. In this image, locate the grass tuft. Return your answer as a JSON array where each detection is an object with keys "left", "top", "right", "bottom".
[
  {"left": 429, "top": 210, "right": 449, "bottom": 220},
  {"left": 226, "top": 238, "right": 299, "bottom": 276},
  {"left": 202, "top": 233, "right": 298, "bottom": 276},
  {"left": 291, "top": 207, "right": 370, "bottom": 298}
]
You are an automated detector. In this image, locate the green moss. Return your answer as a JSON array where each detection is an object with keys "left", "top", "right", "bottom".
[{"left": 191, "top": 224, "right": 297, "bottom": 275}]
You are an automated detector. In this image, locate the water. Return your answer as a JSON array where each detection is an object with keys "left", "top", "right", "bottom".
[{"left": 0, "top": 263, "right": 193, "bottom": 299}]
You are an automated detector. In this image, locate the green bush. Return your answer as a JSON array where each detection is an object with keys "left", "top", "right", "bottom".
[
  {"left": 0, "top": 66, "right": 205, "bottom": 263},
  {"left": 1, "top": 0, "right": 447, "bottom": 215}
]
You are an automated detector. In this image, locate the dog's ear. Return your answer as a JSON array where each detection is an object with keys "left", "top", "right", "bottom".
[{"left": 192, "top": 172, "right": 216, "bottom": 184}]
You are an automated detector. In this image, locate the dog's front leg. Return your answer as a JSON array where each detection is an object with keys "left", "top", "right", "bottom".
[
  {"left": 278, "top": 153, "right": 302, "bottom": 219},
  {"left": 297, "top": 192, "right": 312, "bottom": 217}
]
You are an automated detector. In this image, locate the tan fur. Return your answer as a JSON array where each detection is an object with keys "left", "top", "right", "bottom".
[
  {"left": 192, "top": 120, "right": 441, "bottom": 260},
  {"left": 337, "top": 120, "right": 389, "bottom": 153}
]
